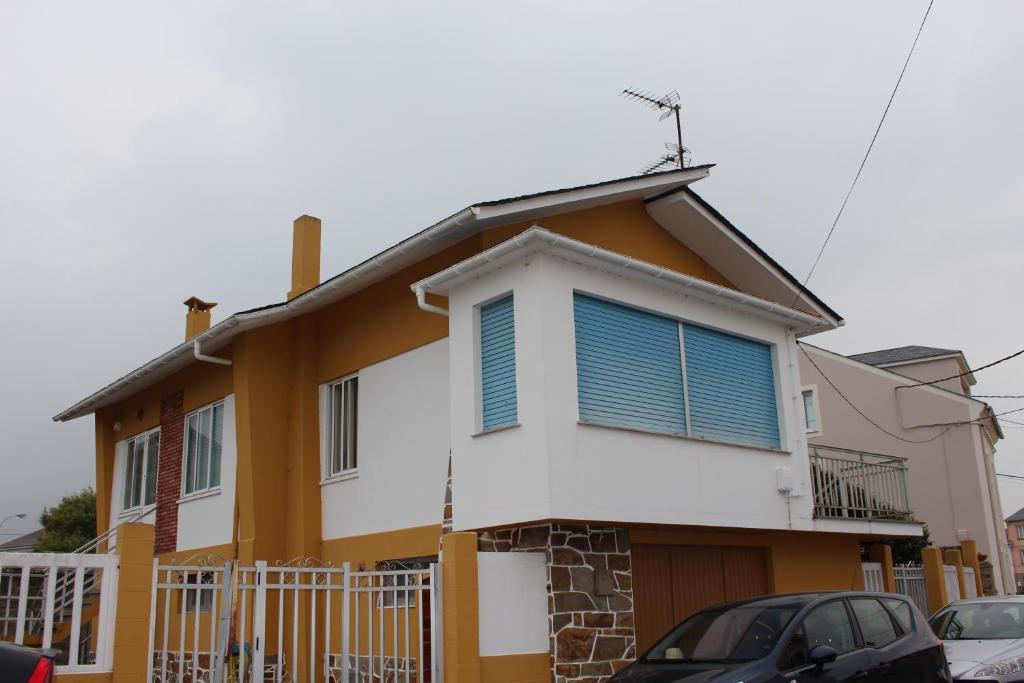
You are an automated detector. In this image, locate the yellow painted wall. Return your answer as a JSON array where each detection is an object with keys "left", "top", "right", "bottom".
[
  {"left": 55, "top": 674, "right": 112, "bottom": 683},
  {"left": 630, "top": 527, "right": 865, "bottom": 592},
  {"left": 480, "top": 652, "right": 551, "bottom": 683}
]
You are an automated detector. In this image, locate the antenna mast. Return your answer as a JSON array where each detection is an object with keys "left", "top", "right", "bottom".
[{"left": 622, "top": 88, "right": 690, "bottom": 174}]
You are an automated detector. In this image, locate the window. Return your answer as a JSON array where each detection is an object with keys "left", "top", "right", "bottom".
[
  {"left": 850, "top": 598, "right": 900, "bottom": 647},
  {"left": 802, "top": 386, "right": 821, "bottom": 434},
  {"left": 183, "top": 571, "right": 215, "bottom": 613},
  {"left": 1017, "top": 524, "right": 1024, "bottom": 540},
  {"left": 122, "top": 428, "right": 160, "bottom": 512},
  {"left": 324, "top": 375, "right": 358, "bottom": 478},
  {"left": 881, "top": 598, "right": 913, "bottom": 633},
  {"left": 375, "top": 556, "right": 435, "bottom": 608},
  {"left": 1019, "top": 548, "right": 1024, "bottom": 564},
  {"left": 573, "top": 293, "right": 781, "bottom": 449},
  {"left": 800, "top": 601, "right": 857, "bottom": 656},
  {"left": 479, "top": 294, "right": 517, "bottom": 430},
  {"left": 182, "top": 401, "right": 225, "bottom": 496}
]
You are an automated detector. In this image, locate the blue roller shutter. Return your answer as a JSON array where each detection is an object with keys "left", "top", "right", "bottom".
[
  {"left": 682, "top": 323, "right": 780, "bottom": 449},
  {"left": 480, "top": 295, "right": 517, "bottom": 429},
  {"left": 573, "top": 294, "right": 686, "bottom": 432}
]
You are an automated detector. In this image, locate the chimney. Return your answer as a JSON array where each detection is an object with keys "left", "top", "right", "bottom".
[
  {"left": 184, "top": 297, "right": 217, "bottom": 341},
  {"left": 288, "top": 215, "right": 322, "bottom": 300}
]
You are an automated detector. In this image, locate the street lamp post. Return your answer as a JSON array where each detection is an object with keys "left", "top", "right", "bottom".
[{"left": 0, "top": 513, "right": 27, "bottom": 532}]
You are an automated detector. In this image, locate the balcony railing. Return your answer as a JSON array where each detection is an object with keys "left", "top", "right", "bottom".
[{"left": 809, "top": 445, "right": 913, "bottom": 521}]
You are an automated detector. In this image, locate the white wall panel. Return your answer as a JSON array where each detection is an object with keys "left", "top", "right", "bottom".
[{"left": 478, "top": 552, "right": 549, "bottom": 656}]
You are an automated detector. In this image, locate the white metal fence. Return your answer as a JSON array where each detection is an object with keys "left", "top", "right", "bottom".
[
  {"left": 861, "top": 562, "right": 885, "bottom": 592},
  {"left": 809, "top": 445, "right": 913, "bottom": 521},
  {"left": 893, "top": 564, "right": 929, "bottom": 615},
  {"left": 964, "top": 567, "right": 978, "bottom": 598},
  {"left": 943, "top": 565, "right": 961, "bottom": 602},
  {"left": 149, "top": 559, "right": 443, "bottom": 683},
  {"left": 0, "top": 552, "right": 119, "bottom": 673}
]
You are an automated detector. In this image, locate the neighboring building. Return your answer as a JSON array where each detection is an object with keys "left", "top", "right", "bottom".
[
  {"left": 1006, "top": 506, "right": 1024, "bottom": 591},
  {"left": 799, "top": 343, "right": 1012, "bottom": 592},
  {"left": 0, "top": 529, "right": 43, "bottom": 553},
  {"left": 54, "top": 168, "right": 923, "bottom": 678}
]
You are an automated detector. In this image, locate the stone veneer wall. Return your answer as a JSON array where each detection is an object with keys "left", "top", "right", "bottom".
[{"left": 479, "top": 524, "right": 635, "bottom": 683}]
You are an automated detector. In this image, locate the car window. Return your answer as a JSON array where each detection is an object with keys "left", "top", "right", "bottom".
[
  {"left": 881, "top": 598, "right": 913, "bottom": 633},
  {"left": 850, "top": 598, "right": 900, "bottom": 647},
  {"left": 645, "top": 603, "right": 805, "bottom": 663},
  {"left": 801, "top": 601, "right": 858, "bottom": 655},
  {"left": 930, "top": 603, "right": 1024, "bottom": 640}
]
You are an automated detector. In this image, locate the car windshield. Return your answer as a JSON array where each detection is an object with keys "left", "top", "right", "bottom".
[
  {"left": 930, "top": 602, "right": 1024, "bottom": 640},
  {"left": 644, "top": 603, "right": 802, "bottom": 663}
]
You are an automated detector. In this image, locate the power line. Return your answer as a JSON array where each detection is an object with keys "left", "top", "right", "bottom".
[
  {"left": 899, "top": 346, "right": 1024, "bottom": 389},
  {"left": 974, "top": 395, "right": 1024, "bottom": 399},
  {"left": 997, "top": 473, "right": 1024, "bottom": 482},
  {"left": 800, "top": 345, "right": 1016, "bottom": 444},
  {"left": 800, "top": 0, "right": 935, "bottom": 292}
]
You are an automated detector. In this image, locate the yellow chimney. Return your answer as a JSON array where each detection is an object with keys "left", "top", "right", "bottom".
[
  {"left": 184, "top": 297, "right": 217, "bottom": 341},
  {"left": 288, "top": 215, "right": 322, "bottom": 300}
]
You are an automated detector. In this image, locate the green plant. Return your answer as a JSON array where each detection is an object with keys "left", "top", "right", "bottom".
[{"left": 34, "top": 488, "right": 97, "bottom": 552}]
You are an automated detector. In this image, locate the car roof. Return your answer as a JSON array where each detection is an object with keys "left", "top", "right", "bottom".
[
  {"left": 946, "top": 595, "right": 1024, "bottom": 607},
  {"left": 707, "top": 591, "right": 913, "bottom": 613}
]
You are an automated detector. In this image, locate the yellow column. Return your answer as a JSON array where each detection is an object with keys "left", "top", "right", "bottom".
[
  {"left": 944, "top": 549, "right": 967, "bottom": 600},
  {"left": 868, "top": 545, "right": 897, "bottom": 593},
  {"left": 111, "top": 523, "right": 156, "bottom": 683},
  {"left": 442, "top": 532, "right": 481, "bottom": 683},
  {"left": 960, "top": 539, "right": 984, "bottom": 596},
  {"left": 922, "top": 547, "right": 948, "bottom": 615}
]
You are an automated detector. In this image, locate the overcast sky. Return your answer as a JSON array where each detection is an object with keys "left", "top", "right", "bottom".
[{"left": 2, "top": 1, "right": 1023, "bottom": 541}]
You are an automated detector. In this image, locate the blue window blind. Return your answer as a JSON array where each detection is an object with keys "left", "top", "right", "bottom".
[
  {"left": 683, "top": 324, "right": 780, "bottom": 449},
  {"left": 480, "top": 295, "right": 517, "bottom": 429},
  {"left": 573, "top": 294, "right": 686, "bottom": 432}
]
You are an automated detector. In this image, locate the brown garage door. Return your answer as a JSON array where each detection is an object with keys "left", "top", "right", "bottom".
[{"left": 632, "top": 544, "right": 770, "bottom": 652}]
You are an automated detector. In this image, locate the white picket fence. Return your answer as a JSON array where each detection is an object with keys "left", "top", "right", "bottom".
[
  {"left": 149, "top": 559, "right": 443, "bottom": 683},
  {"left": 964, "top": 566, "right": 979, "bottom": 598},
  {"left": 943, "top": 564, "right": 961, "bottom": 602},
  {"left": 0, "top": 552, "right": 119, "bottom": 673},
  {"left": 861, "top": 562, "right": 885, "bottom": 592}
]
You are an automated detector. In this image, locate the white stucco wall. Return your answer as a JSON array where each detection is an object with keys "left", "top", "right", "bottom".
[
  {"left": 176, "top": 393, "right": 238, "bottom": 551},
  {"left": 447, "top": 251, "right": 825, "bottom": 534},
  {"left": 477, "top": 551, "right": 549, "bottom": 656},
  {"left": 321, "top": 339, "right": 451, "bottom": 541}
]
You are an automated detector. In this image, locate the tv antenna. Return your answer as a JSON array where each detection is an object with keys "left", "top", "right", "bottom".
[{"left": 622, "top": 87, "right": 690, "bottom": 174}]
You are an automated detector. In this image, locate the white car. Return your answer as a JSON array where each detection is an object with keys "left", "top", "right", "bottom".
[{"left": 930, "top": 596, "right": 1024, "bottom": 681}]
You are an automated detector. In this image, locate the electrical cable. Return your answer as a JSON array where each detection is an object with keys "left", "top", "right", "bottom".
[
  {"left": 898, "top": 346, "right": 1024, "bottom": 388},
  {"left": 799, "top": 0, "right": 935, "bottom": 292}
]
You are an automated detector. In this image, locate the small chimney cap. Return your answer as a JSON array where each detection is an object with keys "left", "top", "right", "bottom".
[{"left": 183, "top": 296, "right": 218, "bottom": 312}]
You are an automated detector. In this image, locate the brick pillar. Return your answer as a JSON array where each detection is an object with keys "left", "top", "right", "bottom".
[
  {"left": 944, "top": 549, "right": 967, "bottom": 600},
  {"left": 960, "top": 539, "right": 984, "bottom": 596},
  {"left": 922, "top": 547, "right": 948, "bottom": 614},
  {"left": 154, "top": 391, "right": 184, "bottom": 555},
  {"left": 868, "top": 545, "right": 897, "bottom": 593},
  {"left": 112, "top": 523, "right": 156, "bottom": 683},
  {"left": 443, "top": 532, "right": 481, "bottom": 683}
]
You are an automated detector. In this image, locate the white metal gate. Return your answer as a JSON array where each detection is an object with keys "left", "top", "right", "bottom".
[
  {"left": 149, "top": 560, "right": 442, "bottom": 683},
  {"left": 893, "top": 564, "right": 929, "bottom": 615},
  {"left": 861, "top": 562, "right": 884, "bottom": 592}
]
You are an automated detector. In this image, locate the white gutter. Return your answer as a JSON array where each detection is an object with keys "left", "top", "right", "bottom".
[
  {"left": 414, "top": 288, "right": 450, "bottom": 317},
  {"left": 193, "top": 339, "right": 232, "bottom": 366},
  {"left": 411, "top": 227, "right": 834, "bottom": 332}
]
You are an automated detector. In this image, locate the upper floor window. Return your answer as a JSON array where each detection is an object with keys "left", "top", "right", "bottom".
[
  {"left": 479, "top": 294, "right": 517, "bottom": 430},
  {"left": 573, "top": 293, "right": 781, "bottom": 450},
  {"left": 324, "top": 375, "right": 359, "bottom": 478},
  {"left": 802, "top": 386, "right": 821, "bottom": 435},
  {"left": 183, "top": 400, "right": 224, "bottom": 496},
  {"left": 123, "top": 428, "right": 160, "bottom": 512},
  {"left": 1017, "top": 524, "right": 1024, "bottom": 541}
]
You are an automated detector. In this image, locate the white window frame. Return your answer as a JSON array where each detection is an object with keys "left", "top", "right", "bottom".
[
  {"left": 1019, "top": 548, "right": 1024, "bottom": 564},
  {"left": 802, "top": 385, "right": 823, "bottom": 437},
  {"left": 321, "top": 373, "right": 359, "bottom": 483},
  {"left": 121, "top": 427, "right": 160, "bottom": 514},
  {"left": 1018, "top": 525, "right": 1024, "bottom": 541},
  {"left": 181, "top": 399, "right": 226, "bottom": 499}
]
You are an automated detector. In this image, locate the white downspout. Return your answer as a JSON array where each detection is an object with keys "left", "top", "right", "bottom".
[
  {"left": 414, "top": 286, "right": 450, "bottom": 317},
  {"left": 193, "top": 339, "right": 232, "bottom": 366}
]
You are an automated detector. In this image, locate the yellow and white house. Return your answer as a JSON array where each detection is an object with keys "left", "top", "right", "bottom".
[{"left": 48, "top": 167, "right": 936, "bottom": 682}]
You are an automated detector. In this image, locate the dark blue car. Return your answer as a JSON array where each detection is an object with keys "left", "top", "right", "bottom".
[{"left": 611, "top": 592, "right": 950, "bottom": 683}]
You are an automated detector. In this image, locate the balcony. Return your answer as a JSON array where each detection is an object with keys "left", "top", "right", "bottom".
[{"left": 809, "top": 445, "right": 914, "bottom": 522}]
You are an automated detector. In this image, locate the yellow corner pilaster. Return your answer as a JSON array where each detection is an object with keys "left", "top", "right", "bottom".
[
  {"left": 442, "top": 532, "right": 481, "bottom": 683},
  {"left": 111, "top": 523, "right": 156, "bottom": 683},
  {"left": 868, "top": 545, "right": 897, "bottom": 593},
  {"left": 960, "top": 539, "right": 984, "bottom": 596},
  {"left": 922, "top": 547, "right": 948, "bottom": 615}
]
